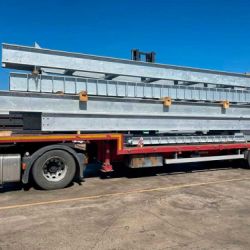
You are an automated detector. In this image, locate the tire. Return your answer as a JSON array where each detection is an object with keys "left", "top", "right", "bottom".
[
  {"left": 32, "top": 150, "right": 76, "bottom": 190},
  {"left": 246, "top": 151, "right": 250, "bottom": 169}
]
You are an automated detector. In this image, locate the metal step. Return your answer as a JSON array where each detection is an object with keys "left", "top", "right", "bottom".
[
  {"left": 10, "top": 73, "right": 250, "bottom": 103},
  {"left": 3, "top": 43, "right": 250, "bottom": 88},
  {"left": 126, "top": 133, "right": 246, "bottom": 146}
]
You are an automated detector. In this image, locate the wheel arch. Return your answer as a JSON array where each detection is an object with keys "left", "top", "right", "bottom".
[{"left": 22, "top": 144, "right": 86, "bottom": 184}]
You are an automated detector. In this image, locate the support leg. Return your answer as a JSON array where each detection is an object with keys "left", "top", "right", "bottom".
[{"left": 101, "top": 141, "right": 113, "bottom": 173}]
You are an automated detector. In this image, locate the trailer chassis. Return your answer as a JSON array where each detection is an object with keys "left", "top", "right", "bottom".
[{"left": 0, "top": 132, "right": 249, "bottom": 190}]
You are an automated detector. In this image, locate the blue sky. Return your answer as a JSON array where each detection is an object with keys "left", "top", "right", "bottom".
[{"left": 0, "top": 0, "right": 250, "bottom": 89}]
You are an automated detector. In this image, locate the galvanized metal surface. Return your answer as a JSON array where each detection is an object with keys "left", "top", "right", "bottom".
[
  {"left": 165, "top": 154, "right": 244, "bottom": 164},
  {"left": 1, "top": 91, "right": 250, "bottom": 131},
  {"left": 3, "top": 43, "right": 250, "bottom": 133},
  {"left": 3, "top": 43, "right": 250, "bottom": 88},
  {"left": 126, "top": 133, "right": 246, "bottom": 145},
  {"left": 10, "top": 73, "right": 250, "bottom": 103},
  {"left": 2, "top": 91, "right": 250, "bottom": 116},
  {"left": 41, "top": 112, "right": 250, "bottom": 131}
]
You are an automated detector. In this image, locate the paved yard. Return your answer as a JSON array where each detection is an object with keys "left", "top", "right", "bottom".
[{"left": 0, "top": 163, "right": 250, "bottom": 250}]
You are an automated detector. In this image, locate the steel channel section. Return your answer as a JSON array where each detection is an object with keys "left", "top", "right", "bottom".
[
  {"left": 10, "top": 73, "right": 250, "bottom": 103},
  {"left": 2, "top": 91, "right": 250, "bottom": 131},
  {"left": 3, "top": 43, "right": 250, "bottom": 88}
]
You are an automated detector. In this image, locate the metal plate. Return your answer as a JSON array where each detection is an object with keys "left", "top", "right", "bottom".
[{"left": 128, "top": 154, "right": 163, "bottom": 168}]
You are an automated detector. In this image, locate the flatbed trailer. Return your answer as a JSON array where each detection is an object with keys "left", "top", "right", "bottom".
[
  {"left": 1, "top": 44, "right": 250, "bottom": 190},
  {"left": 1, "top": 132, "right": 249, "bottom": 189}
]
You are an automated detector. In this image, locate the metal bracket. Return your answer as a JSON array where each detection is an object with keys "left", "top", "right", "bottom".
[
  {"left": 221, "top": 100, "right": 230, "bottom": 109},
  {"left": 79, "top": 91, "right": 88, "bottom": 102},
  {"left": 163, "top": 97, "right": 172, "bottom": 107}
]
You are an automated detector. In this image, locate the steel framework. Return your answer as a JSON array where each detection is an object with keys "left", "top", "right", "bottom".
[
  {"left": 2, "top": 43, "right": 250, "bottom": 133},
  {"left": 10, "top": 73, "right": 250, "bottom": 103},
  {"left": 3, "top": 43, "right": 250, "bottom": 88}
]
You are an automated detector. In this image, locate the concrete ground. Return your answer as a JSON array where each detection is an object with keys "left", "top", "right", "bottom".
[{"left": 0, "top": 162, "right": 250, "bottom": 250}]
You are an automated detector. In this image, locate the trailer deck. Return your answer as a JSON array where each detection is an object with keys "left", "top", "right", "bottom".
[{"left": 0, "top": 132, "right": 249, "bottom": 154}]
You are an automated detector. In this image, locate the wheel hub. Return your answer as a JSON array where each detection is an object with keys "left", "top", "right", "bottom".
[{"left": 42, "top": 157, "right": 68, "bottom": 182}]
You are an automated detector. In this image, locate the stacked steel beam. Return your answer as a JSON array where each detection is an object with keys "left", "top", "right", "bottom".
[{"left": 1, "top": 43, "right": 250, "bottom": 132}]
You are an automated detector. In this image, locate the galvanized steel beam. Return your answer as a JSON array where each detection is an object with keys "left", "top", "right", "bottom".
[
  {"left": 3, "top": 43, "right": 250, "bottom": 88},
  {"left": 2, "top": 91, "right": 250, "bottom": 117},
  {"left": 41, "top": 113, "right": 250, "bottom": 131},
  {"left": 1, "top": 91, "right": 250, "bottom": 131},
  {"left": 10, "top": 73, "right": 250, "bottom": 103}
]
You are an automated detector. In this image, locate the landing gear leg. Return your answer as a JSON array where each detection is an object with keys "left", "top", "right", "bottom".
[{"left": 100, "top": 141, "right": 114, "bottom": 178}]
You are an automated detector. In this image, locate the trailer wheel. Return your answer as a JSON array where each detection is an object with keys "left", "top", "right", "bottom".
[
  {"left": 32, "top": 150, "right": 76, "bottom": 190},
  {"left": 246, "top": 151, "right": 250, "bottom": 169}
]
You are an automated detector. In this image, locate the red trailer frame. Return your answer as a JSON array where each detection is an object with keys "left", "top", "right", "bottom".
[{"left": 1, "top": 132, "right": 249, "bottom": 155}]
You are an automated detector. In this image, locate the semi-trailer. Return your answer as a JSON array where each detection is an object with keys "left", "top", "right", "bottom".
[{"left": 1, "top": 44, "right": 250, "bottom": 190}]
